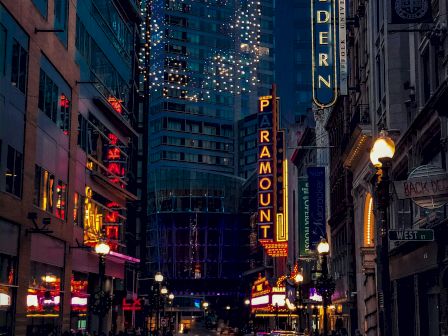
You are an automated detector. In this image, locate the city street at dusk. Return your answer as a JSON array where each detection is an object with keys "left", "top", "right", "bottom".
[{"left": 0, "top": 0, "right": 447, "bottom": 335}]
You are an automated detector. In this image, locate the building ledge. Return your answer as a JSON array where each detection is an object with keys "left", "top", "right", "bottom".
[
  {"left": 89, "top": 168, "right": 138, "bottom": 201},
  {"left": 360, "top": 247, "right": 376, "bottom": 275},
  {"left": 93, "top": 96, "right": 138, "bottom": 138},
  {"left": 343, "top": 125, "right": 372, "bottom": 169}
]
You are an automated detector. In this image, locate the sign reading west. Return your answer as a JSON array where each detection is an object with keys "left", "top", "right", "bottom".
[
  {"left": 312, "top": 0, "right": 337, "bottom": 107},
  {"left": 388, "top": 229, "right": 434, "bottom": 241}
]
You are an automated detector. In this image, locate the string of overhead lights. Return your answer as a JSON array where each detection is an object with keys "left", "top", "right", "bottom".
[{"left": 138, "top": 0, "right": 262, "bottom": 101}]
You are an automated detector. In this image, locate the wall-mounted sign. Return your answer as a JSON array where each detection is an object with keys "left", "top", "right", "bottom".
[
  {"left": 312, "top": 0, "right": 337, "bottom": 107},
  {"left": 391, "top": 0, "right": 432, "bottom": 24},
  {"left": 393, "top": 165, "right": 448, "bottom": 209}
]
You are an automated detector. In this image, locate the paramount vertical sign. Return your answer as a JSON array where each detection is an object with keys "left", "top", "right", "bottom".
[
  {"left": 257, "top": 90, "right": 288, "bottom": 257},
  {"left": 258, "top": 96, "right": 275, "bottom": 242},
  {"left": 312, "top": 0, "right": 337, "bottom": 108}
]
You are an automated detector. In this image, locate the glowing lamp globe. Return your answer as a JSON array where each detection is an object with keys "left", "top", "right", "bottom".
[
  {"left": 294, "top": 273, "right": 304, "bottom": 284},
  {"left": 161, "top": 286, "right": 168, "bottom": 295},
  {"left": 95, "top": 241, "right": 110, "bottom": 256},
  {"left": 226, "top": 306, "right": 231, "bottom": 310},
  {"left": 244, "top": 299, "right": 251, "bottom": 305},
  {"left": 317, "top": 239, "right": 330, "bottom": 255},
  {"left": 155, "top": 272, "right": 164, "bottom": 283},
  {"left": 370, "top": 131, "right": 395, "bottom": 167},
  {"left": 169, "top": 293, "right": 175, "bottom": 300},
  {"left": 202, "top": 302, "right": 209, "bottom": 308}
]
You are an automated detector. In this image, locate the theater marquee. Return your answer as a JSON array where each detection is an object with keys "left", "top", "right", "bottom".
[
  {"left": 312, "top": 0, "right": 337, "bottom": 108},
  {"left": 257, "top": 90, "right": 288, "bottom": 257}
]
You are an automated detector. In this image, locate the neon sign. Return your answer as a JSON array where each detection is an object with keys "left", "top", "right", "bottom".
[
  {"left": 257, "top": 91, "right": 288, "bottom": 257},
  {"left": 105, "top": 133, "right": 125, "bottom": 185},
  {"left": 312, "top": 0, "right": 337, "bottom": 107},
  {"left": 107, "top": 96, "right": 123, "bottom": 114},
  {"left": 122, "top": 298, "right": 142, "bottom": 311},
  {"left": 258, "top": 96, "right": 275, "bottom": 242}
]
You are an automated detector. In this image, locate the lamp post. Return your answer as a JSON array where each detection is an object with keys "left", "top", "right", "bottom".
[
  {"left": 168, "top": 293, "right": 174, "bottom": 333},
  {"left": 155, "top": 272, "right": 164, "bottom": 333},
  {"left": 316, "top": 239, "right": 335, "bottom": 336},
  {"left": 294, "top": 271, "right": 304, "bottom": 332},
  {"left": 94, "top": 240, "right": 110, "bottom": 335},
  {"left": 160, "top": 286, "right": 168, "bottom": 335},
  {"left": 370, "top": 130, "right": 395, "bottom": 336}
]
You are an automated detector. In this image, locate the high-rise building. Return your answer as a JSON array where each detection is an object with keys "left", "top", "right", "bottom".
[
  {"left": 141, "top": 0, "right": 273, "bottom": 304},
  {"left": 0, "top": 0, "right": 142, "bottom": 334},
  {"left": 274, "top": 0, "right": 312, "bottom": 126}
]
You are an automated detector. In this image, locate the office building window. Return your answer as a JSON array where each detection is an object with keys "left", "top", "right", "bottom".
[
  {"left": 34, "top": 165, "right": 55, "bottom": 213},
  {"left": 32, "top": 0, "right": 48, "bottom": 18},
  {"left": 5, "top": 145, "right": 23, "bottom": 197},
  {"left": 38, "top": 70, "right": 70, "bottom": 133},
  {"left": 54, "top": 0, "right": 68, "bottom": 45},
  {"left": 11, "top": 40, "right": 28, "bottom": 93},
  {"left": 55, "top": 180, "right": 67, "bottom": 220},
  {"left": 0, "top": 25, "right": 6, "bottom": 76},
  {"left": 73, "top": 192, "right": 84, "bottom": 227}
]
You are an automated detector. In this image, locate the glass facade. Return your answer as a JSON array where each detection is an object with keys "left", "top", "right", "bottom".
[
  {"left": 274, "top": 0, "right": 312, "bottom": 125},
  {"left": 144, "top": 0, "right": 271, "bottom": 293}
]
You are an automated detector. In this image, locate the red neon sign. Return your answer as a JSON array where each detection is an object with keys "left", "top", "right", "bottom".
[
  {"left": 122, "top": 298, "right": 142, "bottom": 311},
  {"left": 108, "top": 97, "right": 123, "bottom": 114}
]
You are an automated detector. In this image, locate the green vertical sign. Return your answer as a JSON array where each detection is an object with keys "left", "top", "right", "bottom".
[{"left": 298, "top": 179, "right": 310, "bottom": 256}]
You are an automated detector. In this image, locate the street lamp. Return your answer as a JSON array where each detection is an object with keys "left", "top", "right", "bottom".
[
  {"left": 316, "top": 239, "right": 335, "bottom": 336},
  {"left": 370, "top": 130, "right": 395, "bottom": 336},
  {"left": 154, "top": 272, "right": 164, "bottom": 333},
  {"left": 244, "top": 299, "right": 250, "bottom": 306},
  {"left": 161, "top": 286, "right": 168, "bottom": 295},
  {"left": 168, "top": 293, "right": 175, "bottom": 300},
  {"left": 94, "top": 240, "right": 110, "bottom": 334},
  {"left": 155, "top": 272, "right": 164, "bottom": 283},
  {"left": 294, "top": 271, "right": 304, "bottom": 332}
]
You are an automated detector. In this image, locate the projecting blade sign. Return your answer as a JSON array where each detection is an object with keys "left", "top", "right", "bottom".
[
  {"left": 391, "top": 0, "right": 432, "bottom": 24},
  {"left": 312, "top": 0, "right": 338, "bottom": 108}
]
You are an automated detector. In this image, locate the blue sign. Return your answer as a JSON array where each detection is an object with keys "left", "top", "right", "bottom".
[
  {"left": 307, "top": 167, "right": 326, "bottom": 246},
  {"left": 312, "top": 0, "right": 337, "bottom": 107}
]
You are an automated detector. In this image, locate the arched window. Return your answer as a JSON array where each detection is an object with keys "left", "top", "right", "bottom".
[{"left": 363, "top": 193, "right": 375, "bottom": 247}]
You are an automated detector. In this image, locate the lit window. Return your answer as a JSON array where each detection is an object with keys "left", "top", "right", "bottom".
[
  {"left": 34, "top": 165, "right": 55, "bottom": 213},
  {"left": 55, "top": 181, "right": 67, "bottom": 220}
]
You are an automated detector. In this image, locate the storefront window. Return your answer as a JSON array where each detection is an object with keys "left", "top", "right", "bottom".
[
  {"left": 70, "top": 272, "right": 88, "bottom": 332},
  {"left": 27, "top": 262, "right": 62, "bottom": 318},
  {"left": 0, "top": 253, "right": 17, "bottom": 336}
]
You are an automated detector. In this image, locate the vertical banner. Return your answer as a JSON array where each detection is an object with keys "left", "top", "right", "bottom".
[
  {"left": 298, "top": 179, "right": 310, "bottom": 256},
  {"left": 307, "top": 167, "right": 326, "bottom": 246},
  {"left": 338, "top": 0, "right": 347, "bottom": 95},
  {"left": 311, "top": 0, "right": 338, "bottom": 107}
]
